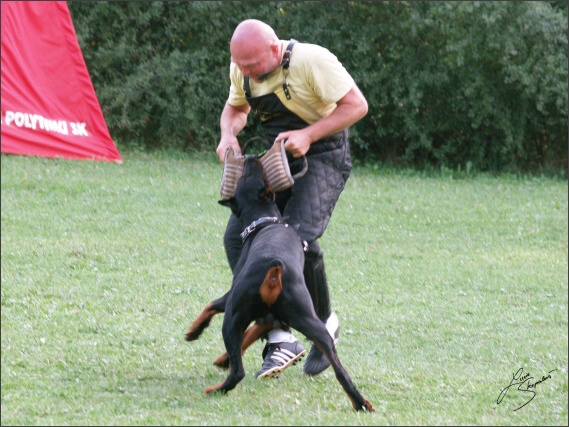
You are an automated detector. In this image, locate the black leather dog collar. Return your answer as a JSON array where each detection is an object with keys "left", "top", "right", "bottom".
[{"left": 240, "top": 216, "right": 287, "bottom": 243}]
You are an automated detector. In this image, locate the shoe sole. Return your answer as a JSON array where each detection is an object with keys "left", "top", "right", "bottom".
[
  {"left": 304, "top": 320, "right": 340, "bottom": 376},
  {"left": 256, "top": 349, "right": 307, "bottom": 379},
  {"left": 303, "top": 347, "right": 331, "bottom": 376}
]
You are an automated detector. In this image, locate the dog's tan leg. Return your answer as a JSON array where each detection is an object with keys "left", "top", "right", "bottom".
[
  {"left": 242, "top": 322, "right": 272, "bottom": 351},
  {"left": 212, "top": 322, "right": 272, "bottom": 369},
  {"left": 185, "top": 303, "right": 220, "bottom": 341}
]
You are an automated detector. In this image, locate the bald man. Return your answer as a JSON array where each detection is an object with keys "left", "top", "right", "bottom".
[{"left": 216, "top": 19, "right": 368, "bottom": 378}]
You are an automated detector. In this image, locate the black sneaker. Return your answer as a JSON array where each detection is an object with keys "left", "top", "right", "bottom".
[
  {"left": 304, "top": 312, "right": 340, "bottom": 376},
  {"left": 255, "top": 340, "right": 306, "bottom": 379}
]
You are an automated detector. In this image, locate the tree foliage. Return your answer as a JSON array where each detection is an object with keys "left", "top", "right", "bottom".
[{"left": 68, "top": 1, "right": 567, "bottom": 174}]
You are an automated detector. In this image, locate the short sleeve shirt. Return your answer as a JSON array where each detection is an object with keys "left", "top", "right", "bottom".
[{"left": 227, "top": 40, "right": 355, "bottom": 125}]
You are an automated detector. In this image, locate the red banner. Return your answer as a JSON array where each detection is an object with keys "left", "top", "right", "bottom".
[{"left": 1, "top": 1, "right": 122, "bottom": 163}]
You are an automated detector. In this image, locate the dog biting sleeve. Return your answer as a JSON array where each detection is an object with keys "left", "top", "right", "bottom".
[{"left": 220, "top": 147, "right": 245, "bottom": 200}]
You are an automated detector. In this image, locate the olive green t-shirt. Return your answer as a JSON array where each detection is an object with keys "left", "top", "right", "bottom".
[{"left": 227, "top": 40, "right": 355, "bottom": 125}]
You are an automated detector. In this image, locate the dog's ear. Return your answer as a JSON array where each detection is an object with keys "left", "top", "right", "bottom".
[
  {"left": 219, "top": 198, "right": 238, "bottom": 213},
  {"left": 260, "top": 185, "right": 275, "bottom": 203}
]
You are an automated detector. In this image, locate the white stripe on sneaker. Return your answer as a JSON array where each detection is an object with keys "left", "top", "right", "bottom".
[
  {"left": 271, "top": 348, "right": 297, "bottom": 363},
  {"left": 256, "top": 342, "right": 306, "bottom": 379}
]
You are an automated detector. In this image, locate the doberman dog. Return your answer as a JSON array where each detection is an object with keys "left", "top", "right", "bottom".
[{"left": 185, "top": 156, "right": 374, "bottom": 412}]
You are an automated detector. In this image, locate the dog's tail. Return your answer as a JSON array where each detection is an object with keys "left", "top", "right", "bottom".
[{"left": 259, "top": 261, "right": 283, "bottom": 306}]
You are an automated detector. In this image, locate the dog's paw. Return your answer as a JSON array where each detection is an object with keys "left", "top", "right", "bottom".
[
  {"left": 203, "top": 385, "right": 217, "bottom": 394},
  {"left": 204, "top": 383, "right": 227, "bottom": 394},
  {"left": 213, "top": 353, "right": 230, "bottom": 369},
  {"left": 184, "top": 329, "right": 200, "bottom": 341},
  {"left": 360, "top": 399, "right": 375, "bottom": 412}
]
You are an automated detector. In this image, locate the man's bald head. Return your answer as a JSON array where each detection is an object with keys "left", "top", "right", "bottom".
[
  {"left": 230, "top": 20, "right": 282, "bottom": 82},
  {"left": 231, "top": 19, "right": 279, "bottom": 48}
]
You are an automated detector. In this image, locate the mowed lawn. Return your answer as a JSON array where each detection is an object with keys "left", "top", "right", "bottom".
[{"left": 1, "top": 152, "right": 567, "bottom": 426}]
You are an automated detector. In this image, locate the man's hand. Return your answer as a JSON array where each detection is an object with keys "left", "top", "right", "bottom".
[
  {"left": 217, "top": 102, "right": 250, "bottom": 162},
  {"left": 276, "top": 130, "right": 312, "bottom": 158},
  {"left": 216, "top": 135, "right": 241, "bottom": 163}
]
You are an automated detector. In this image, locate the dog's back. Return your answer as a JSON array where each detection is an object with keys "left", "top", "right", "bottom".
[
  {"left": 230, "top": 223, "right": 306, "bottom": 320},
  {"left": 238, "top": 225, "right": 305, "bottom": 283}
]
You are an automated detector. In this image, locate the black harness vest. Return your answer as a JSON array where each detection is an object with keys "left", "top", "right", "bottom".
[{"left": 243, "top": 40, "right": 310, "bottom": 143}]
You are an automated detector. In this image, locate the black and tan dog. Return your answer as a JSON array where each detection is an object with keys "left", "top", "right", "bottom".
[{"left": 185, "top": 156, "right": 374, "bottom": 412}]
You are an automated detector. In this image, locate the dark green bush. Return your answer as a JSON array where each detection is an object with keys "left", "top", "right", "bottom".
[{"left": 69, "top": 1, "right": 567, "bottom": 174}]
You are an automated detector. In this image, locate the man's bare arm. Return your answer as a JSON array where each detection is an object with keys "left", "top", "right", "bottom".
[
  {"left": 276, "top": 85, "right": 368, "bottom": 158},
  {"left": 216, "top": 102, "right": 251, "bottom": 162}
]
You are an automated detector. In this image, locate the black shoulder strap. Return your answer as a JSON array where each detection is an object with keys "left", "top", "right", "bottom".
[
  {"left": 282, "top": 38, "right": 297, "bottom": 70},
  {"left": 244, "top": 39, "right": 298, "bottom": 97}
]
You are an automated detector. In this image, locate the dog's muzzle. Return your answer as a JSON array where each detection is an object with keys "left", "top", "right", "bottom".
[{"left": 219, "top": 138, "right": 308, "bottom": 200}]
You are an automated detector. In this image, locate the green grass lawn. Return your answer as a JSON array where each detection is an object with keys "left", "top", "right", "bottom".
[{"left": 1, "top": 152, "right": 567, "bottom": 426}]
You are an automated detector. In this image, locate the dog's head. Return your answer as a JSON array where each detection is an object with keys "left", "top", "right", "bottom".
[
  {"left": 219, "top": 157, "right": 276, "bottom": 219},
  {"left": 219, "top": 139, "right": 307, "bottom": 201}
]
